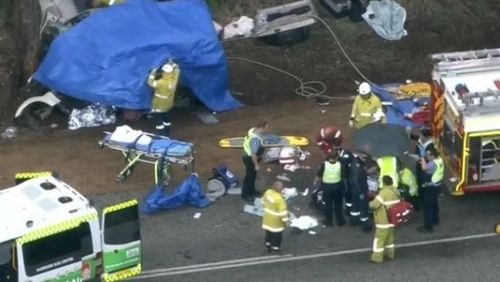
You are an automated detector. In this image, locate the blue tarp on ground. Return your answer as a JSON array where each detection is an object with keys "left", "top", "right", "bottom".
[
  {"left": 141, "top": 174, "right": 211, "bottom": 214},
  {"left": 34, "top": 0, "right": 241, "bottom": 112},
  {"left": 371, "top": 83, "right": 429, "bottom": 128}
]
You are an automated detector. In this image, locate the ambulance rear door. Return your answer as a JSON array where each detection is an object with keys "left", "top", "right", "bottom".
[
  {"left": 101, "top": 199, "right": 142, "bottom": 282},
  {"left": 16, "top": 218, "right": 95, "bottom": 282}
]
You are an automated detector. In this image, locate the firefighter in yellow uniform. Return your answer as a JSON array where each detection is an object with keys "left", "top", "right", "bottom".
[
  {"left": 377, "top": 156, "right": 399, "bottom": 189},
  {"left": 369, "top": 175, "right": 400, "bottom": 263},
  {"left": 262, "top": 180, "right": 289, "bottom": 252},
  {"left": 349, "top": 82, "right": 386, "bottom": 129},
  {"left": 147, "top": 61, "right": 180, "bottom": 136}
]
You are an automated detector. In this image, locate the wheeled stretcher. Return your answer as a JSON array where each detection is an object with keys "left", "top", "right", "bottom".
[{"left": 98, "top": 129, "right": 195, "bottom": 184}]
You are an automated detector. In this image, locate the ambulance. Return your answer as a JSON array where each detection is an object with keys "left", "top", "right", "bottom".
[
  {"left": 430, "top": 48, "right": 500, "bottom": 195},
  {"left": 0, "top": 174, "right": 142, "bottom": 281}
]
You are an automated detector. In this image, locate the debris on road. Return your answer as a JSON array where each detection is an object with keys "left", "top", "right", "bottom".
[
  {"left": 284, "top": 164, "right": 300, "bottom": 172},
  {"left": 226, "top": 187, "right": 242, "bottom": 195},
  {"left": 1, "top": 125, "right": 17, "bottom": 139},
  {"left": 301, "top": 188, "right": 310, "bottom": 196},
  {"left": 68, "top": 104, "right": 116, "bottom": 130},
  {"left": 243, "top": 197, "right": 264, "bottom": 217},
  {"left": 282, "top": 187, "right": 298, "bottom": 200},
  {"left": 193, "top": 212, "right": 202, "bottom": 219},
  {"left": 290, "top": 216, "right": 319, "bottom": 231}
]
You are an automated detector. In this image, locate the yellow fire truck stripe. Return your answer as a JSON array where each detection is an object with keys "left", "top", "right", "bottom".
[
  {"left": 16, "top": 212, "right": 98, "bottom": 245},
  {"left": 103, "top": 199, "right": 139, "bottom": 214},
  {"left": 102, "top": 264, "right": 142, "bottom": 282}
]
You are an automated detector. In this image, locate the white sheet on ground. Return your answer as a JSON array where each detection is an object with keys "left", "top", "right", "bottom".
[
  {"left": 362, "top": 0, "right": 407, "bottom": 41},
  {"left": 223, "top": 16, "right": 254, "bottom": 40},
  {"left": 290, "top": 216, "right": 319, "bottom": 230}
]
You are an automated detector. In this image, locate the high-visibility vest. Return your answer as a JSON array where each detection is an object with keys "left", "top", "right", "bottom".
[
  {"left": 262, "top": 189, "right": 288, "bottom": 232},
  {"left": 322, "top": 161, "right": 342, "bottom": 184},
  {"left": 377, "top": 156, "right": 398, "bottom": 188},
  {"left": 399, "top": 167, "right": 418, "bottom": 196},
  {"left": 431, "top": 157, "right": 444, "bottom": 184},
  {"left": 243, "top": 128, "right": 263, "bottom": 157}
]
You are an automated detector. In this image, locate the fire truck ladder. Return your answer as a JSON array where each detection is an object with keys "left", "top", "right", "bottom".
[{"left": 432, "top": 49, "right": 500, "bottom": 63}]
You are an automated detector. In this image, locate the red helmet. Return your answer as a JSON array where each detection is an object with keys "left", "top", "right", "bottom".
[{"left": 319, "top": 127, "right": 342, "bottom": 146}]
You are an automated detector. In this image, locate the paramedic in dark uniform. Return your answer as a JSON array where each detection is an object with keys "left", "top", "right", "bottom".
[
  {"left": 348, "top": 151, "right": 373, "bottom": 232},
  {"left": 414, "top": 128, "right": 434, "bottom": 210},
  {"left": 242, "top": 121, "right": 269, "bottom": 200},
  {"left": 337, "top": 147, "right": 354, "bottom": 215},
  {"left": 417, "top": 146, "right": 444, "bottom": 233},
  {"left": 313, "top": 150, "right": 345, "bottom": 227}
]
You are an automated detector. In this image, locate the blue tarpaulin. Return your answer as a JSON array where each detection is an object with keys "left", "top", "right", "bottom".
[
  {"left": 34, "top": 0, "right": 241, "bottom": 112},
  {"left": 141, "top": 174, "right": 211, "bottom": 214},
  {"left": 371, "top": 83, "right": 429, "bottom": 128}
]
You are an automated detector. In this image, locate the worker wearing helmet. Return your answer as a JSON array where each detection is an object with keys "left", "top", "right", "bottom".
[
  {"left": 349, "top": 82, "right": 386, "bottom": 129},
  {"left": 147, "top": 60, "right": 180, "bottom": 136},
  {"left": 316, "top": 127, "right": 343, "bottom": 156}
]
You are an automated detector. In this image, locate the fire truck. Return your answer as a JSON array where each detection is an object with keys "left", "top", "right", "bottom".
[{"left": 430, "top": 48, "right": 500, "bottom": 195}]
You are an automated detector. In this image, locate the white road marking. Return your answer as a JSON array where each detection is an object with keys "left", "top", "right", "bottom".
[{"left": 131, "top": 232, "right": 497, "bottom": 280}]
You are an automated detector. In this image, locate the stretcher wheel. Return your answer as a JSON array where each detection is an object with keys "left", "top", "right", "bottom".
[{"left": 116, "top": 174, "right": 127, "bottom": 182}]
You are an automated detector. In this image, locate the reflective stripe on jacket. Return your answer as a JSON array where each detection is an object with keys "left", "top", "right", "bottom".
[
  {"left": 322, "top": 161, "right": 342, "bottom": 184},
  {"left": 262, "top": 189, "right": 288, "bottom": 232},
  {"left": 369, "top": 185, "right": 400, "bottom": 228},
  {"left": 243, "top": 128, "right": 264, "bottom": 157},
  {"left": 377, "top": 156, "right": 398, "bottom": 188}
]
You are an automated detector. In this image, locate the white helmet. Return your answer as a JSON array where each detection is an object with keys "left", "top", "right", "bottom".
[
  {"left": 162, "top": 63, "right": 174, "bottom": 73},
  {"left": 358, "top": 82, "right": 371, "bottom": 95}
]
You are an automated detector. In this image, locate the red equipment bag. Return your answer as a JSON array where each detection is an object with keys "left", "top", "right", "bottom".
[{"left": 387, "top": 200, "right": 414, "bottom": 227}]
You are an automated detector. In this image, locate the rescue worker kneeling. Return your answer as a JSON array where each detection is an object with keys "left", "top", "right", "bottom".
[
  {"left": 262, "top": 180, "right": 289, "bottom": 253},
  {"left": 313, "top": 151, "right": 345, "bottom": 227},
  {"left": 398, "top": 166, "right": 418, "bottom": 203},
  {"left": 369, "top": 175, "right": 400, "bottom": 263}
]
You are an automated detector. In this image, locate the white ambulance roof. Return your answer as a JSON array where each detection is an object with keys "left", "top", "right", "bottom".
[{"left": 0, "top": 176, "right": 94, "bottom": 243}]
